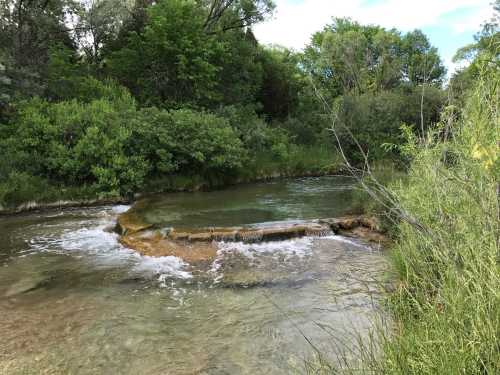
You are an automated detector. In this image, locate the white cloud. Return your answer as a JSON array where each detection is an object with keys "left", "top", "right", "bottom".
[{"left": 253, "top": 0, "right": 493, "bottom": 50}]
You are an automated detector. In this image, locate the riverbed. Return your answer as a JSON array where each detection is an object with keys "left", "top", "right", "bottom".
[{"left": 0, "top": 177, "right": 388, "bottom": 374}]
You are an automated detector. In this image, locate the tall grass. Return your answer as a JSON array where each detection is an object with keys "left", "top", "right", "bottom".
[
  {"left": 304, "top": 59, "right": 498, "bottom": 374},
  {"left": 378, "top": 61, "right": 499, "bottom": 373}
]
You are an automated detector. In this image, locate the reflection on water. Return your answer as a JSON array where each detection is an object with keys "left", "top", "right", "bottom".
[
  {"left": 0, "top": 177, "right": 388, "bottom": 374},
  {"left": 134, "top": 176, "right": 358, "bottom": 228}
]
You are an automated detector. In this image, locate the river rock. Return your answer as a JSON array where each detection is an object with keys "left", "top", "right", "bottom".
[
  {"left": 116, "top": 210, "right": 152, "bottom": 235},
  {"left": 116, "top": 206, "right": 387, "bottom": 263},
  {"left": 4, "top": 276, "right": 49, "bottom": 297},
  {"left": 119, "top": 231, "right": 217, "bottom": 263}
]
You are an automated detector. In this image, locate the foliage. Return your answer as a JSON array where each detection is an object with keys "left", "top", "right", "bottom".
[
  {"left": 129, "top": 107, "right": 247, "bottom": 176},
  {"left": 335, "top": 86, "right": 445, "bottom": 161},
  {"left": 201, "top": 0, "right": 275, "bottom": 33},
  {"left": 0, "top": 1, "right": 451, "bottom": 208},
  {"left": 450, "top": 2, "right": 499, "bottom": 105},
  {"left": 257, "top": 47, "right": 304, "bottom": 120},
  {"left": 299, "top": 18, "right": 447, "bottom": 160},
  {"left": 0, "top": 84, "right": 248, "bottom": 204},
  {"left": 303, "top": 18, "right": 446, "bottom": 97},
  {"left": 1, "top": 91, "right": 146, "bottom": 197},
  {"left": 107, "top": 0, "right": 224, "bottom": 107},
  {"left": 378, "top": 59, "right": 499, "bottom": 374}
]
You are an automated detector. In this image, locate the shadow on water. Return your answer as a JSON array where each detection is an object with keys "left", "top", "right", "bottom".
[{"left": 0, "top": 177, "right": 388, "bottom": 374}]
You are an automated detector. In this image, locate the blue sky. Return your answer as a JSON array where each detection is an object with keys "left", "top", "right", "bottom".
[{"left": 254, "top": 0, "right": 496, "bottom": 75}]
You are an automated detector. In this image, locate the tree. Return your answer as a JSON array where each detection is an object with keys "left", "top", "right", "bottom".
[
  {"left": 107, "top": 0, "right": 222, "bottom": 107},
  {"left": 0, "top": 0, "right": 80, "bottom": 101},
  {"left": 201, "top": 0, "right": 275, "bottom": 33},
  {"left": 400, "top": 30, "right": 446, "bottom": 86},
  {"left": 450, "top": 2, "right": 499, "bottom": 107},
  {"left": 303, "top": 19, "right": 446, "bottom": 95},
  {"left": 257, "top": 46, "right": 303, "bottom": 120},
  {"left": 75, "top": 0, "right": 135, "bottom": 65}
]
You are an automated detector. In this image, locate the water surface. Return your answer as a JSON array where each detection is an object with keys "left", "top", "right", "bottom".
[
  {"left": 134, "top": 176, "right": 358, "bottom": 228},
  {"left": 0, "top": 177, "right": 387, "bottom": 374}
]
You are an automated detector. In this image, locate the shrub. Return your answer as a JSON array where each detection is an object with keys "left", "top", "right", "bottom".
[
  {"left": 130, "top": 107, "right": 247, "bottom": 176},
  {"left": 336, "top": 87, "right": 445, "bottom": 161},
  {"left": 0, "top": 172, "right": 53, "bottom": 207},
  {"left": 2, "top": 91, "right": 146, "bottom": 197}
]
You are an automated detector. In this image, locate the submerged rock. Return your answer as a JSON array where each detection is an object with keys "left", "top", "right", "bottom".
[
  {"left": 116, "top": 208, "right": 152, "bottom": 235},
  {"left": 4, "top": 276, "right": 51, "bottom": 297}
]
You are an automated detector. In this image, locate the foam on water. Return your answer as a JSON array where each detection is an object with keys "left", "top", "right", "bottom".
[
  {"left": 324, "top": 235, "right": 374, "bottom": 249},
  {"left": 28, "top": 206, "right": 192, "bottom": 281},
  {"left": 133, "top": 255, "right": 192, "bottom": 279},
  {"left": 111, "top": 205, "right": 131, "bottom": 214},
  {"left": 216, "top": 236, "right": 315, "bottom": 259}
]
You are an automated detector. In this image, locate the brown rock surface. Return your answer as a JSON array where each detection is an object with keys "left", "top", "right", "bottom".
[
  {"left": 115, "top": 208, "right": 388, "bottom": 263},
  {"left": 119, "top": 231, "right": 217, "bottom": 263}
]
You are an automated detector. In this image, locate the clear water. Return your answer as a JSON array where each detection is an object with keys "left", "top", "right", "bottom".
[
  {"left": 133, "top": 176, "right": 359, "bottom": 228},
  {"left": 0, "top": 177, "right": 388, "bottom": 374}
]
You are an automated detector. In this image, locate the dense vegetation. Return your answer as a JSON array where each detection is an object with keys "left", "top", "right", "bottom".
[
  {"left": 1, "top": 0, "right": 447, "bottom": 207},
  {"left": 311, "top": 9, "right": 499, "bottom": 374},
  {"left": 377, "top": 27, "right": 499, "bottom": 372},
  {"left": 0, "top": 0, "right": 498, "bottom": 373},
  {"left": 380, "top": 61, "right": 499, "bottom": 375}
]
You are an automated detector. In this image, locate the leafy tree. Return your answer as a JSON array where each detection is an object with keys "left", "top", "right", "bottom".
[
  {"left": 0, "top": 0, "right": 80, "bottom": 98},
  {"left": 303, "top": 18, "right": 446, "bottom": 95},
  {"left": 107, "top": 0, "right": 223, "bottom": 107},
  {"left": 213, "top": 29, "right": 263, "bottom": 107},
  {"left": 257, "top": 47, "right": 304, "bottom": 120},
  {"left": 400, "top": 30, "right": 446, "bottom": 86},
  {"left": 75, "top": 0, "right": 135, "bottom": 65},
  {"left": 201, "top": 0, "right": 275, "bottom": 33},
  {"left": 451, "top": 1, "right": 499, "bottom": 102}
]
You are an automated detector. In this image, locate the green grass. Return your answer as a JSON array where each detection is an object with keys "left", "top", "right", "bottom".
[
  {"left": 237, "top": 144, "right": 340, "bottom": 180},
  {"left": 377, "top": 63, "right": 499, "bottom": 374},
  {"left": 0, "top": 172, "right": 103, "bottom": 210}
]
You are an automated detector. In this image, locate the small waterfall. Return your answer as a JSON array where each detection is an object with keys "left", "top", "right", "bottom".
[
  {"left": 305, "top": 226, "right": 333, "bottom": 237},
  {"left": 238, "top": 230, "right": 264, "bottom": 243}
]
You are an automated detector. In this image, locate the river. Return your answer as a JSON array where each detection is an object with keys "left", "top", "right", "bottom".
[{"left": 0, "top": 177, "right": 388, "bottom": 374}]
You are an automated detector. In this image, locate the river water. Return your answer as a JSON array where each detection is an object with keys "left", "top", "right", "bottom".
[{"left": 0, "top": 177, "right": 388, "bottom": 374}]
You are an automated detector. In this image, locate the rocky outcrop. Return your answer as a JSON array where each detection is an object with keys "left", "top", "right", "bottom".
[{"left": 116, "top": 209, "right": 388, "bottom": 264}]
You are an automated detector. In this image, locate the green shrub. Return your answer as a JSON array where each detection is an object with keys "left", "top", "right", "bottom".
[
  {"left": 0, "top": 172, "right": 53, "bottom": 207},
  {"left": 130, "top": 107, "right": 247, "bottom": 176},
  {"left": 2, "top": 91, "right": 146, "bottom": 197},
  {"left": 337, "top": 87, "right": 445, "bottom": 161}
]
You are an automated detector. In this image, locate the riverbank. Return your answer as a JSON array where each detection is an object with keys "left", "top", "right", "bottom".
[
  {"left": 0, "top": 145, "right": 344, "bottom": 215},
  {"left": 0, "top": 166, "right": 341, "bottom": 216}
]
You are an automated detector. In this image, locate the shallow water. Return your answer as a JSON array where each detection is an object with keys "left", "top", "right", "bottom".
[
  {"left": 0, "top": 177, "right": 388, "bottom": 374},
  {"left": 133, "top": 176, "right": 358, "bottom": 228}
]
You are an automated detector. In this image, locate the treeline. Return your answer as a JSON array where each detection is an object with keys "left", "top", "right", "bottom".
[{"left": 0, "top": 0, "right": 449, "bottom": 205}]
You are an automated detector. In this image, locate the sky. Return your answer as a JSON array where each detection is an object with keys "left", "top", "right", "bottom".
[{"left": 253, "top": 0, "right": 496, "bottom": 75}]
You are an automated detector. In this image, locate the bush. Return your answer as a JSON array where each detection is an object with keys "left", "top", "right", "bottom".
[
  {"left": 0, "top": 172, "right": 53, "bottom": 207},
  {"left": 1, "top": 89, "right": 146, "bottom": 197},
  {"left": 130, "top": 107, "right": 247, "bottom": 176}
]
